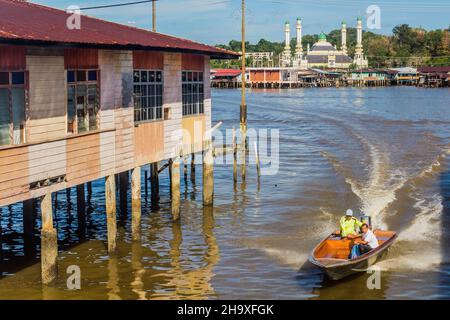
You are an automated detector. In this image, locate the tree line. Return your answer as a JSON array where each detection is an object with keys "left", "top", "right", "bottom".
[{"left": 212, "top": 24, "right": 450, "bottom": 69}]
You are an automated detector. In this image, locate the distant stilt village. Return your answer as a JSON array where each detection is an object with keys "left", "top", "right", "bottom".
[{"left": 211, "top": 18, "right": 450, "bottom": 88}]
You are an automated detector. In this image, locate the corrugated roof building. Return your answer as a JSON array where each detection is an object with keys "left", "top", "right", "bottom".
[{"left": 0, "top": 0, "right": 238, "bottom": 231}]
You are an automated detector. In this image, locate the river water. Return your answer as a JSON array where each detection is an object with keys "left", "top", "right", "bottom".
[{"left": 0, "top": 87, "right": 449, "bottom": 299}]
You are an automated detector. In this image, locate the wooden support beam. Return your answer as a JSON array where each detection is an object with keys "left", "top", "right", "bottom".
[
  {"left": 119, "top": 171, "right": 129, "bottom": 219},
  {"left": 203, "top": 142, "right": 214, "bottom": 206},
  {"left": 23, "top": 199, "right": 36, "bottom": 257},
  {"left": 105, "top": 175, "right": 117, "bottom": 253},
  {"left": 131, "top": 167, "right": 141, "bottom": 241},
  {"left": 76, "top": 184, "right": 86, "bottom": 239},
  {"left": 170, "top": 157, "right": 181, "bottom": 221},
  {"left": 232, "top": 128, "right": 238, "bottom": 184},
  {"left": 41, "top": 193, "right": 57, "bottom": 284},
  {"left": 191, "top": 153, "right": 196, "bottom": 184},
  {"left": 151, "top": 162, "right": 160, "bottom": 202}
]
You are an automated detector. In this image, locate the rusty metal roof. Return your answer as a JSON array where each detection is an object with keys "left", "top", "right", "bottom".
[{"left": 0, "top": 0, "right": 238, "bottom": 59}]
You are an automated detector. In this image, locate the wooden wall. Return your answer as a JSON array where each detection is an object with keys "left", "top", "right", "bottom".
[
  {"left": 26, "top": 55, "right": 67, "bottom": 143},
  {"left": 0, "top": 47, "right": 212, "bottom": 208},
  {"left": 250, "top": 70, "right": 280, "bottom": 83},
  {"left": 163, "top": 53, "right": 182, "bottom": 159}
]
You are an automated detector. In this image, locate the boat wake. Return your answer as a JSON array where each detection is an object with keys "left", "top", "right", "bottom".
[{"left": 319, "top": 120, "right": 449, "bottom": 271}]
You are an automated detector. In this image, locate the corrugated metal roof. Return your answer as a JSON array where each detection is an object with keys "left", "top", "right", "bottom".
[
  {"left": 211, "top": 69, "right": 241, "bottom": 77},
  {"left": 0, "top": 0, "right": 238, "bottom": 59}
]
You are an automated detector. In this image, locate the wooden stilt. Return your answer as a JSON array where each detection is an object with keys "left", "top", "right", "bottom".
[
  {"left": 105, "top": 175, "right": 117, "bottom": 253},
  {"left": 254, "top": 141, "right": 261, "bottom": 180},
  {"left": 232, "top": 128, "right": 237, "bottom": 184},
  {"left": 170, "top": 157, "right": 180, "bottom": 221},
  {"left": 131, "top": 167, "right": 141, "bottom": 241},
  {"left": 41, "top": 193, "right": 57, "bottom": 284},
  {"left": 203, "top": 142, "right": 214, "bottom": 206},
  {"left": 23, "top": 199, "right": 36, "bottom": 257},
  {"left": 119, "top": 171, "right": 129, "bottom": 219},
  {"left": 150, "top": 162, "right": 159, "bottom": 202},
  {"left": 190, "top": 153, "right": 196, "bottom": 184},
  {"left": 76, "top": 184, "right": 86, "bottom": 239},
  {"left": 144, "top": 169, "right": 148, "bottom": 199}
]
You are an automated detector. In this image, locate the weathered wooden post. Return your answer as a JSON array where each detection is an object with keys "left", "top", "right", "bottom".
[
  {"left": 76, "top": 184, "right": 86, "bottom": 238},
  {"left": 23, "top": 199, "right": 36, "bottom": 257},
  {"left": 203, "top": 141, "right": 214, "bottom": 206},
  {"left": 119, "top": 171, "right": 129, "bottom": 219},
  {"left": 232, "top": 128, "right": 238, "bottom": 184},
  {"left": 170, "top": 157, "right": 181, "bottom": 221},
  {"left": 190, "top": 153, "right": 196, "bottom": 184},
  {"left": 105, "top": 175, "right": 117, "bottom": 253},
  {"left": 23, "top": 199, "right": 35, "bottom": 238},
  {"left": 131, "top": 167, "right": 141, "bottom": 241},
  {"left": 254, "top": 141, "right": 261, "bottom": 180},
  {"left": 144, "top": 168, "right": 148, "bottom": 199},
  {"left": 150, "top": 162, "right": 159, "bottom": 202},
  {"left": 41, "top": 193, "right": 57, "bottom": 284}
]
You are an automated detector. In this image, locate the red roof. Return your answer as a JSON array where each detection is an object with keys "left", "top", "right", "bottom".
[
  {"left": 418, "top": 66, "right": 450, "bottom": 73},
  {"left": 211, "top": 69, "right": 242, "bottom": 77},
  {"left": 0, "top": 0, "right": 238, "bottom": 59}
]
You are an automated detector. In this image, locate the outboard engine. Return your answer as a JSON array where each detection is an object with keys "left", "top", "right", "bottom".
[{"left": 360, "top": 215, "right": 372, "bottom": 228}]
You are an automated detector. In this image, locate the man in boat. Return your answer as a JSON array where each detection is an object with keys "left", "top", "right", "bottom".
[
  {"left": 357, "top": 223, "right": 379, "bottom": 254},
  {"left": 336, "top": 209, "right": 363, "bottom": 239}
]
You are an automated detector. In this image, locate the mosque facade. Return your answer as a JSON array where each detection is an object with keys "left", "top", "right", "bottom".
[{"left": 281, "top": 17, "right": 369, "bottom": 69}]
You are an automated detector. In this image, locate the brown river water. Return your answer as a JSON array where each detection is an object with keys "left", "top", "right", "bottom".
[{"left": 0, "top": 87, "right": 450, "bottom": 299}]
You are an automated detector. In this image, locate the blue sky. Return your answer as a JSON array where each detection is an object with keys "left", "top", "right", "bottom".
[{"left": 34, "top": 0, "right": 450, "bottom": 45}]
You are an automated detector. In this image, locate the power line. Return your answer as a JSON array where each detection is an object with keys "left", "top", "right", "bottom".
[{"left": 80, "top": 0, "right": 158, "bottom": 11}]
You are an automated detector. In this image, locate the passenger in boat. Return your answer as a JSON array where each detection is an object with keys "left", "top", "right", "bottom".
[
  {"left": 358, "top": 223, "right": 379, "bottom": 254},
  {"left": 336, "top": 209, "right": 362, "bottom": 239}
]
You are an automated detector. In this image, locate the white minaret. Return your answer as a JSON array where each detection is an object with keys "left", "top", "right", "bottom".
[
  {"left": 341, "top": 21, "right": 347, "bottom": 55},
  {"left": 284, "top": 21, "right": 291, "bottom": 50},
  {"left": 353, "top": 17, "right": 368, "bottom": 68},
  {"left": 356, "top": 17, "right": 363, "bottom": 54},
  {"left": 295, "top": 18, "right": 303, "bottom": 54},
  {"left": 307, "top": 43, "right": 310, "bottom": 55},
  {"left": 281, "top": 21, "right": 292, "bottom": 67}
]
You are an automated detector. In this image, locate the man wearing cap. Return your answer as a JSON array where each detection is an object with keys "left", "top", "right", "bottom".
[{"left": 337, "top": 209, "right": 363, "bottom": 239}]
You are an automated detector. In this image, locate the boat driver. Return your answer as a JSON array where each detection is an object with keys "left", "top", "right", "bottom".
[{"left": 336, "top": 209, "right": 363, "bottom": 239}]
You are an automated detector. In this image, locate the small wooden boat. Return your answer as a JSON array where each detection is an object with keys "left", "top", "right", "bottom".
[{"left": 308, "top": 230, "right": 397, "bottom": 280}]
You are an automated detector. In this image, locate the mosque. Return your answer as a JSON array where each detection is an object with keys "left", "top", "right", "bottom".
[{"left": 281, "top": 17, "right": 369, "bottom": 69}]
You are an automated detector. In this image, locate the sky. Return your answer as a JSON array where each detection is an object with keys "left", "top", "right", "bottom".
[{"left": 33, "top": 0, "right": 450, "bottom": 45}]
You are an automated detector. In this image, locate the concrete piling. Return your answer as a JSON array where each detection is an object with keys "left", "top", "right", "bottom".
[
  {"left": 105, "top": 175, "right": 117, "bottom": 253},
  {"left": 40, "top": 193, "right": 57, "bottom": 284},
  {"left": 131, "top": 167, "right": 141, "bottom": 241}
]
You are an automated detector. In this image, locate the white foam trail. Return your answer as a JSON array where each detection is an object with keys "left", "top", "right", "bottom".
[
  {"left": 261, "top": 248, "right": 309, "bottom": 269},
  {"left": 399, "top": 194, "right": 443, "bottom": 242}
]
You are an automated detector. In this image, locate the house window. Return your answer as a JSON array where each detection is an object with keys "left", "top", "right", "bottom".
[
  {"left": 67, "top": 69, "right": 99, "bottom": 134},
  {"left": 0, "top": 71, "right": 27, "bottom": 146},
  {"left": 133, "top": 70, "right": 163, "bottom": 122},
  {"left": 182, "top": 71, "right": 204, "bottom": 116}
]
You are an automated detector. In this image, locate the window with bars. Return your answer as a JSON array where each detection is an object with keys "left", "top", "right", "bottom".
[
  {"left": 0, "top": 71, "right": 27, "bottom": 146},
  {"left": 133, "top": 70, "right": 163, "bottom": 123},
  {"left": 182, "top": 71, "right": 204, "bottom": 116},
  {"left": 67, "top": 69, "right": 100, "bottom": 134}
]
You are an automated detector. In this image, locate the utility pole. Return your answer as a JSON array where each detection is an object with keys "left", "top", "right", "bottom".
[
  {"left": 152, "top": 0, "right": 156, "bottom": 32},
  {"left": 240, "top": 0, "right": 247, "bottom": 180}
]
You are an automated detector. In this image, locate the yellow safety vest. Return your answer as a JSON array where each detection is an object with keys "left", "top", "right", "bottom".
[{"left": 340, "top": 216, "right": 363, "bottom": 237}]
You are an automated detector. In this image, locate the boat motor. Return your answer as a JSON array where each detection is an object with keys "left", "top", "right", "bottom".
[{"left": 360, "top": 215, "right": 372, "bottom": 228}]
